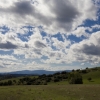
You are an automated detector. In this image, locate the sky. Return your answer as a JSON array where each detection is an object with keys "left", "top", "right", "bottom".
[{"left": 0, "top": 0, "right": 100, "bottom": 72}]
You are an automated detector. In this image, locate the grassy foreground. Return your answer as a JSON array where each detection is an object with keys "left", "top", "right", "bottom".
[{"left": 0, "top": 85, "right": 100, "bottom": 100}]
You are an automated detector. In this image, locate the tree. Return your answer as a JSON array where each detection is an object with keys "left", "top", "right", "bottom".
[
  {"left": 68, "top": 73, "right": 83, "bottom": 84},
  {"left": 13, "top": 80, "right": 16, "bottom": 83},
  {"left": 88, "top": 77, "right": 92, "bottom": 81},
  {"left": 54, "top": 78, "right": 60, "bottom": 82},
  {"left": 61, "top": 71, "right": 67, "bottom": 74},
  {"left": 72, "top": 69, "right": 75, "bottom": 72},
  {"left": 81, "top": 70, "right": 87, "bottom": 74},
  {"left": 7, "top": 80, "right": 13, "bottom": 85}
]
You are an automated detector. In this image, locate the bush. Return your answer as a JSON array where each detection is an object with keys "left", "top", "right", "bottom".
[
  {"left": 54, "top": 78, "right": 60, "bottom": 82},
  {"left": 7, "top": 80, "right": 13, "bottom": 85},
  {"left": 88, "top": 77, "right": 92, "bottom": 81},
  {"left": 61, "top": 71, "right": 67, "bottom": 74},
  {"left": 81, "top": 70, "right": 87, "bottom": 74},
  {"left": 68, "top": 73, "right": 83, "bottom": 84}
]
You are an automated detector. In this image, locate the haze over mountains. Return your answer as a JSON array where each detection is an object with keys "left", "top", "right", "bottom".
[{"left": 1, "top": 70, "right": 71, "bottom": 75}]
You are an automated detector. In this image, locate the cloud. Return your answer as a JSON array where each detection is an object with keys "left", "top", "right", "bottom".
[
  {"left": 0, "top": 0, "right": 99, "bottom": 72},
  {"left": 72, "top": 27, "right": 90, "bottom": 37},
  {"left": 52, "top": 37, "right": 71, "bottom": 50},
  {"left": 73, "top": 31, "right": 100, "bottom": 56},
  {"left": 34, "top": 40, "right": 46, "bottom": 48},
  {"left": 0, "top": 1, "right": 34, "bottom": 16},
  {"left": 0, "top": 31, "right": 27, "bottom": 50},
  {"left": 11, "top": 1, "right": 34, "bottom": 16},
  {"left": 81, "top": 43, "right": 100, "bottom": 56},
  {"left": 92, "top": 24, "right": 100, "bottom": 29},
  {"left": 45, "top": 0, "right": 80, "bottom": 31},
  {"left": 0, "top": 0, "right": 98, "bottom": 34},
  {"left": 67, "top": 31, "right": 100, "bottom": 64},
  {"left": 0, "top": 41, "right": 18, "bottom": 49}
]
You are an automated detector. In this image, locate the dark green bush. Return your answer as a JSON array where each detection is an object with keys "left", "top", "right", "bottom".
[{"left": 68, "top": 73, "right": 83, "bottom": 84}]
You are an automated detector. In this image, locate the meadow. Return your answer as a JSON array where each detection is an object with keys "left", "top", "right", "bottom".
[
  {"left": 0, "top": 67, "right": 100, "bottom": 100},
  {"left": 0, "top": 85, "right": 100, "bottom": 100}
]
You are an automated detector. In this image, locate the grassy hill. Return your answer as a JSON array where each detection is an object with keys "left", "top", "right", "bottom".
[
  {"left": 0, "top": 67, "right": 100, "bottom": 100},
  {"left": 0, "top": 67, "right": 100, "bottom": 85},
  {"left": 83, "top": 69, "right": 100, "bottom": 84}
]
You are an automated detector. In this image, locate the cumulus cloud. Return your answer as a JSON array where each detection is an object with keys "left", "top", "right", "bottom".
[
  {"left": 72, "top": 27, "right": 90, "bottom": 37},
  {"left": 0, "top": 1, "right": 34, "bottom": 16},
  {"left": 0, "top": 0, "right": 99, "bottom": 71},
  {"left": 0, "top": 0, "right": 98, "bottom": 34},
  {"left": 80, "top": 43, "right": 100, "bottom": 55},
  {"left": 0, "top": 41, "right": 18, "bottom": 49},
  {"left": 11, "top": 1, "right": 34, "bottom": 16},
  {"left": 73, "top": 31, "right": 100, "bottom": 55},
  {"left": 34, "top": 40, "right": 46, "bottom": 48},
  {"left": 92, "top": 24, "right": 100, "bottom": 29},
  {"left": 52, "top": 0, "right": 79, "bottom": 22},
  {"left": 0, "top": 31, "right": 27, "bottom": 50},
  {"left": 67, "top": 31, "right": 100, "bottom": 64}
]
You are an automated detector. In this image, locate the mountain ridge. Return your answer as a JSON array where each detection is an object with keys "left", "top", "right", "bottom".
[{"left": 0, "top": 70, "right": 71, "bottom": 75}]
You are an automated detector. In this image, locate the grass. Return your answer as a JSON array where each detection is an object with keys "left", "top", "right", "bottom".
[
  {"left": 0, "top": 85, "right": 100, "bottom": 100},
  {"left": 0, "top": 68, "right": 100, "bottom": 100},
  {"left": 82, "top": 70, "right": 100, "bottom": 84}
]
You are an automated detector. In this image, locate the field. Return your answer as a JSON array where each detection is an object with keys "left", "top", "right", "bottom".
[
  {"left": 0, "top": 67, "right": 100, "bottom": 100},
  {"left": 82, "top": 70, "right": 100, "bottom": 84},
  {"left": 0, "top": 85, "right": 100, "bottom": 100}
]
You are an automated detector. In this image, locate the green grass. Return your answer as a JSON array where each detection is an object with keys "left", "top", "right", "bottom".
[
  {"left": 82, "top": 70, "right": 100, "bottom": 84},
  {"left": 0, "top": 85, "right": 100, "bottom": 100},
  {"left": 0, "top": 68, "right": 100, "bottom": 100},
  {"left": 48, "top": 80, "right": 69, "bottom": 85}
]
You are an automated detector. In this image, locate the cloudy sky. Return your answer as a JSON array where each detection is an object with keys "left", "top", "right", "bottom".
[{"left": 0, "top": 0, "right": 100, "bottom": 72}]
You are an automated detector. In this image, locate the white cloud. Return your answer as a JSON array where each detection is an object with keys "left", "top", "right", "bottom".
[
  {"left": 92, "top": 24, "right": 100, "bottom": 29},
  {"left": 67, "top": 31, "right": 100, "bottom": 64},
  {"left": 0, "top": 0, "right": 99, "bottom": 72},
  {"left": 0, "top": 55, "right": 17, "bottom": 60},
  {"left": 0, "top": 0, "right": 98, "bottom": 34},
  {"left": 71, "top": 27, "right": 90, "bottom": 37}
]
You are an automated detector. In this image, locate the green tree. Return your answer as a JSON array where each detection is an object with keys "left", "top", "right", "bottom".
[
  {"left": 7, "top": 80, "right": 13, "bottom": 85},
  {"left": 68, "top": 73, "right": 83, "bottom": 84},
  {"left": 88, "top": 77, "right": 92, "bottom": 81}
]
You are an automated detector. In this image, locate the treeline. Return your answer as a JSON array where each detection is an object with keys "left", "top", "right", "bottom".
[
  {"left": 0, "top": 67, "right": 99, "bottom": 86},
  {"left": 0, "top": 74, "right": 29, "bottom": 81},
  {"left": 0, "top": 71, "right": 83, "bottom": 86}
]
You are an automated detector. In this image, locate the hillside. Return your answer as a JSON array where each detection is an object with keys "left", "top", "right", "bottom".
[
  {"left": 0, "top": 67, "right": 100, "bottom": 85},
  {"left": 82, "top": 68, "right": 100, "bottom": 84}
]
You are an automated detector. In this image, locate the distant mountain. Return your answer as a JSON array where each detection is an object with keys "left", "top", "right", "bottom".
[{"left": 2, "top": 70, "right": 71, "bottom": 75}]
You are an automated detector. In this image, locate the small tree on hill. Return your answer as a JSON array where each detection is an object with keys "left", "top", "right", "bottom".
[
  {"left": 88, "top": 77, "right": 92, "bottom": 81},
  {"left": 7, "top": 80, "right": 13, "bottom": 85},
  {"left": 68, "top": 73, "right": 83, "bottom": 84}
]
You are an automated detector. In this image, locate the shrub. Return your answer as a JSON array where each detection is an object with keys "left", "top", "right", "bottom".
[
  {"left": 68, "top": 73, "right": 83, "bottom": 84},
  {"left": 88, "top": 77, "right": 92, "bottom": 81},
  {"left": 61, "top": 71, "right": 67, "bottom": 74},
  {"left": 7, "top": 80, "right": 13, "bottom": 85},
  {"left": 81, "top": 70, "right": 87, "bottom": 74},
  {"left": 54, "top": 78, "right": 60, "bottom": 82}
]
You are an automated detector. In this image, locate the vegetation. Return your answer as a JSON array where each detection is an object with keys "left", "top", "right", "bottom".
[
  {"left": 88, "top": 77, "right": 92, "bottom": 81},
  {"left": 0, "top": 67, "right": 100, "bottom": 100},
  {"left": 0, "top": 85, "right": 100, "bottom": 100},
  {"left": 0, "top": 67, "right": 100, "bottom": 85},
  {"left": 68, "top": 72, "right": 83, "bottom": 84}
]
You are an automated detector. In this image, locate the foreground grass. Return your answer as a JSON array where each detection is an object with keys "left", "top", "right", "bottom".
[{"left": 0, "top": 85, "right": 100, "bottom": 100}]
